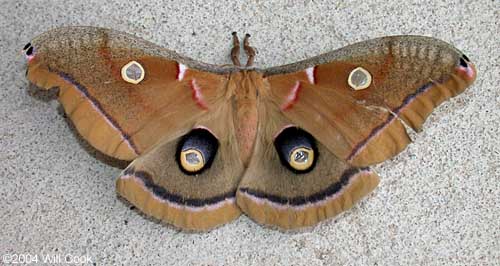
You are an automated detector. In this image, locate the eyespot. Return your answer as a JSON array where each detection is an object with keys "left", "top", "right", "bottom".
[
  {"left": 462, "top": 54, "right": 470, "bottom": 62},
  {"left": 348, "top": 67, "right": 372, "bottom": 90},
  {"left": 180, "top": 149, "right": 205, "bottom": 172},
  {"left": 121, "top": 61, "right": 145, "bottom": 84},
  {"left": 289, "top": 147, "right": 314, "bottom": 171},
  {"left": 274, "top": 127, "right": 317, "bottom": 173},
  {"left": 176, "top": 128, "right": 219, "bottom": 175}
]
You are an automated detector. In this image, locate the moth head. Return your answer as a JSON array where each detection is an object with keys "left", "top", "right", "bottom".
[
  {"left": 274, "top": 127, "right": 317, "bottom": 173},
  {"left": 176, "top": 128, "right": 219, "bottom": 175},
  {"left": 348, "top": 67, "right": 372, "bottom": 90},
  {"left": 121, "top": 61, "right": 145, "bottom": 84}
]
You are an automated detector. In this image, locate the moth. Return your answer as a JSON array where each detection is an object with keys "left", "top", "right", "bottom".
[{"left": 23, "top": 27, "right": 476, "bottom": 231}]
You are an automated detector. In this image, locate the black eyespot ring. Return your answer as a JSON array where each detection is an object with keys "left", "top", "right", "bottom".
[
  {"left": 175, "top": 128, "right": 219, "bottom": 175},
  {"left": 274, "top": 127, "right": 318, "bottom": 174}
]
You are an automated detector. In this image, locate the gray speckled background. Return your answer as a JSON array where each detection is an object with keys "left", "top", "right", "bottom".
[{"left": 1, "top": 0, "right": 498, "bottom": 265}]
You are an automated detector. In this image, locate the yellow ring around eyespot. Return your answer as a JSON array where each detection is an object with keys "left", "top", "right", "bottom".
[
  {"left": 180, "top": 149, "right": 205, "bottom": 172},
  {"left": 289, "top": 147, "right": 314, "bottom": 171},
  {"left": 347, "top": 66, "right": 372, "bottom": 91},
  {"left": 121, "top": 61, "right": 145, "bottom": 84}
]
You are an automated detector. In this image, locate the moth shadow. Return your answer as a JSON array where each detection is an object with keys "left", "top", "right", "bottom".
[{"left": 26, "top": 83, "right": 59, "bottom": 102}]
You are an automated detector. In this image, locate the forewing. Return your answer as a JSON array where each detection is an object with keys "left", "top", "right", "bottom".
[
  {"left": 24, "top": 26, "right": 229, "bottom": 160},
  {"left": 264, "top": 36, "right": 476, "bottom": 166}
]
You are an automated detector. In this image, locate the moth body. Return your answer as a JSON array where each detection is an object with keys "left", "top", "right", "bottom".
[{"left": 227, "top": 71, "right": 261, "bottom": 166}]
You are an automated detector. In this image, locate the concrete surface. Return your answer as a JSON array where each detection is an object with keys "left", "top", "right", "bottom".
[{"left": 1, "top": 0, "right": 498, "bottom": 265}]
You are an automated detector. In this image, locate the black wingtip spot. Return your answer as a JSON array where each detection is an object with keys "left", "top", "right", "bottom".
[
  {"left": 462, "top": 54, "right": 470, "bottom": 62},
  {"left": 459, "top": 57, "right": 468, "bottom": 68},
  {"left": 23, "top": 42, "right": 31, "bottom": 50},
  {"left": 26, "top": 46, "right": 34, "bottom": 56}
]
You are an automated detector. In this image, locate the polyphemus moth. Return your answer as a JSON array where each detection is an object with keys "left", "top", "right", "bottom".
[{"left": 23, "top": 27, "right": 476, "bottom": 231}]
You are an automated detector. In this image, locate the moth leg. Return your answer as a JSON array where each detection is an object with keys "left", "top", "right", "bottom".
[
  {"left": 243, "top": 33, "right": 256, "bottom": 67},
  {"left": 231, "top": 32, "right": 241, "bottom": 66}
]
